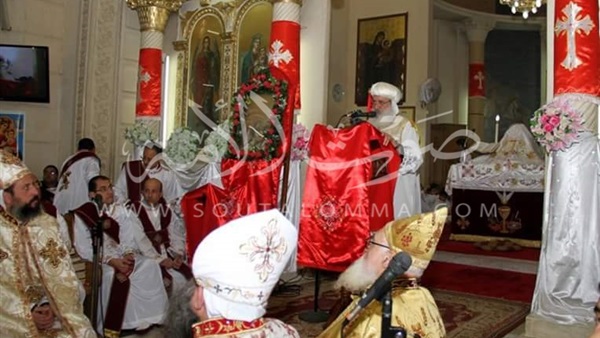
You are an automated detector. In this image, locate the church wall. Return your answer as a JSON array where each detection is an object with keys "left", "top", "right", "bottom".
[
  {"left": 0, "top": 0, "right": 79, "bottom": 176},
  {"left": 327, "top": 0, "right": 432, "bottom": 120},
  {"left": 113, "top": 6, "right": 141, "bottom": 177},
  {"left": 326, "top": 0, "right": 350, "bottom": 127},
  {"left": 432, "top": 19, "right": 469, "bottom": 126},
  {"left": 327, "top": 0, "right": 432, "bottom": 184}
]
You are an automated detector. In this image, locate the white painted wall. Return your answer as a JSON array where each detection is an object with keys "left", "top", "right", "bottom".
[
  {"left": 298, "top": 0, "right": 331, "bottom": 129},
  {"left": 0, "top": 0, "right": 79, "bottom": 175},
  {"left": 432, "top": 19, "right": 469, "bottom": 125},
  {"left": 327, "top": 0, "right": 433, "bottom": 126},
  {"left": 114, "top": 4, "right": 141, "bottom": 176}
]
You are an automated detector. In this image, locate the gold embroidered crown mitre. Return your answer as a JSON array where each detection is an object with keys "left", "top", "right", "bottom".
[
  {"left": 384, "top": 208, "right": 447, "bottom": 277},
  {"left": 0, "top": 151, "right": 32, "bottom": 190}
]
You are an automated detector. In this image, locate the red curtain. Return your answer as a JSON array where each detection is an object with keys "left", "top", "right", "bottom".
[
  {"left": 221, "top": 158, "right": 282, "bottom": 215},
  {"left": 181, "top": 184, "right": 232, "bottom": 261}
]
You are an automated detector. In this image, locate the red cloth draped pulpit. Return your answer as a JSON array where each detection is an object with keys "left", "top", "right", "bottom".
[{"left": 297, "top": 123, "right": 400, "bottom": 272}]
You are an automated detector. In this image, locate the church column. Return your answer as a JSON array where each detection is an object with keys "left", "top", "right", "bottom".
[
  {"left": 527, "top": 0, "right": 600, "bottom": 336},
  {"left": 464, "top": 19, "right": 494, "bottom": 137},
  {"left": 125, "top": 0, "right": 183, "bottom": 132}
]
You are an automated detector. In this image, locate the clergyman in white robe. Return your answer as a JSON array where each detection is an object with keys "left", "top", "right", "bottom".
[
  {"left": 130, "top": 197, "right": 191, "bottom": 293},
  {"left": 368, "top": 82, "right": 423, "bottom": 218},
  {"left": 115, "top": 163, "right": 184, "bottom": 205},
  {"left": 73, "top": 202, "right": 168, "bottom": 333},
  {"left": 54, "top": 151, "right": 100, "bottom": 215}
]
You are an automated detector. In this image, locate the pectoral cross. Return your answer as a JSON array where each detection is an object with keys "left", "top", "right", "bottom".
[
  {"left": 473, "top": 71, "right": 485, "bottom": 90},
  {"left": 554, "top": 2, "right": 595, "bottom": 71},
  {"left": 59, "top": 171, "right": 71, "bottom": 191}
]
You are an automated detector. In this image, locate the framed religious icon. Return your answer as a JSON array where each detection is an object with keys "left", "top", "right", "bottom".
[
  {"left": 236, "top": 2, "right": 272, "bottom": 86},
  {"left": 176, "top": 0, "right": 274, "bottom": 135},
  {"left": 355, "top": 13, "right": 408, "bottom": 106},
  {"left": 186, "top": 14, "right": 225, "bottom": 138},
  {"left": 398, "top": 106, "right": 415, "bottom": 122},
  {"left": 0, "top": 112, "right": 25, "bottom": 159}
]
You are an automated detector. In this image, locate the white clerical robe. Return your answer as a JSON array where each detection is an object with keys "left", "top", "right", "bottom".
[
  {"left": 114, "top": 165, "right": 184, "bottom": 204},
  {"left": 54, "top": 153, "right": 100, "bottom": 215},
  {"left": 131, "top": 201, "right": 189, "bottom": 292},
  {"left": 369, "top": 113, "right": 423, "bottom": 217},
  {"left": 0, "top": 208, "right": 96, "bottom": 337},
  {"left": 73, "top": 203, "right": 168, "bottom": 332}
]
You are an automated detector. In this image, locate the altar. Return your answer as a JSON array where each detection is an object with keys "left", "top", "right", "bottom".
[{"left": 445, "top": 124, "right": 545, "bottom": 247}]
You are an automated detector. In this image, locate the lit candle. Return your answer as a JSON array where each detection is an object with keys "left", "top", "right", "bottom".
[{"left": 494, "top": 114, "right": 500, "bottom": 143}]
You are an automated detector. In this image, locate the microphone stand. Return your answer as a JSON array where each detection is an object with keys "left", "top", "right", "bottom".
[
  {"left": 380, "top": 290, "right": 407, "bottom": 338},
  {"left": 298, "top": 270, "right": 329, "bottom": 323},
  {"left": 90, "top": 214, "right": 104, "bottom": 327}
]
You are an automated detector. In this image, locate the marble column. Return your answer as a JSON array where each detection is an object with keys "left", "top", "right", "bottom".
[
  {"left": 126, "top": 0, "right": 183, "bottom": 135},
  {"left": 464, "top": 19, "right": 494, "bottom": 138}
]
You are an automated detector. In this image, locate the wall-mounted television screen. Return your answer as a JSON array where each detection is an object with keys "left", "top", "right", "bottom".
[{"left": 0, "top": 45, "right": 50, "bottom": 103}]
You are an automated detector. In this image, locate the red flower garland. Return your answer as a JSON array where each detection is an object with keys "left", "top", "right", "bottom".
[{"left": 226, "top": 71, "right": 288, "bottom": 160}]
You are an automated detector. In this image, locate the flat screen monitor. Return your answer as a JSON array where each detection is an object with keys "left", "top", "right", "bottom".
[{"left": 0, "top": 44, "right": 50, "bottom": 103}]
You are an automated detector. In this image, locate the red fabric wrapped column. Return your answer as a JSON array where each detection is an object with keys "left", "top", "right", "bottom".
[
  {"left": 126, "top": 1, "right": 183, "bottom": 118},
  {"left": 269, "top": 0, "right": 301, "bottom": 154},
  {"left": 468, "top": 63, "right": 486, "bottom": 98},
  {"left": 553, "top": 0, "right": 600, "bottom": 97}
]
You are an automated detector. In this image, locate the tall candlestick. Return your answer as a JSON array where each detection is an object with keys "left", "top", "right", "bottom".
[{"left": 494, "top": 114, "right": 500, "bottom": 143}]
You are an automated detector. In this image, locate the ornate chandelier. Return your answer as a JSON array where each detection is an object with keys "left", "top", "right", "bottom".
[{"left": 499, "top": 0, "right": 545, "bottom": 19}]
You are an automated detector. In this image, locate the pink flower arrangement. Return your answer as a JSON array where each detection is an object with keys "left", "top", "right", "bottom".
[
  {"left": 530, "top": 97, "right": 583, "bottom": 153},
  {"left": 291, "top": 123, "right": 309, "bottom": 161}
]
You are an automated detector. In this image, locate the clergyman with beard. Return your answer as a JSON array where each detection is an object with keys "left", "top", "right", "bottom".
[
  {"left": 318, "top": 208, "right": 448, "bottom": 338},
  {"left": 0, "top": 151, "right": 96, "bottom": 337}
]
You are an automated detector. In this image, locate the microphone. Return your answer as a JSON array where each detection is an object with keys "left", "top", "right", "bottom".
[
  {"left": 344, "top": 252, "right": 412, "bottom": 323},
  {"left": 346, "top": 110, "right": 377, "bottom": 119},
  {"left": 93, "top": 194, "right": 104, "bottom": 211}
]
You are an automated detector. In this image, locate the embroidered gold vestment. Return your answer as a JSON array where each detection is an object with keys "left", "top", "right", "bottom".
[{"left": 0, "top": 208, "right": 96, "bottom": 337}]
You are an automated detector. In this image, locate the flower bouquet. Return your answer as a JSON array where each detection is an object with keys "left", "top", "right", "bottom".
[
  {"left": 530, "top": 98, "right": 583, "bottom": 153},
  {"left": 199, "top": 121, "right": 231, "bottom": 162},
  {"left": 291, "top": 123, "right": 309, "bottom": 161},
  {"left": 124, "top": 121, "right": 155, "bottom": 147},
  {"left": 165, "top": 127, "right": 201, "bottom": 165}
]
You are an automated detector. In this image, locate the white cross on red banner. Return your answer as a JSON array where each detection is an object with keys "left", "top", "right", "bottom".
[{"left": 553, "top": 0, "right": 600, "bottom": 97}]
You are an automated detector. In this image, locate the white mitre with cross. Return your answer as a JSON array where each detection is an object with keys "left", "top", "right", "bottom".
[
  {"left": 0, "top": 151, "right": 33, "bottom": 207},
  {"left": 192, "top": 209, "right": 298, "bottom": 321}
]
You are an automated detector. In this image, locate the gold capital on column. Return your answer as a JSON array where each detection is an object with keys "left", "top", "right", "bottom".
[
  {"left": 273, "top": 0, "right": 303, "bottom": 6},
  {"left": 126, "top": 0, "right": 184, "bottom": 32}
]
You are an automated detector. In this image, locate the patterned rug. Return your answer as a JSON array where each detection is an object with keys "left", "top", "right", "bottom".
[{"left": 267, "top": 277, "right": 530, "bottom": 338}]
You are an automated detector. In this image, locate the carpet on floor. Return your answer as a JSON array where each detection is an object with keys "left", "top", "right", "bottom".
[
  {"left": 421, "top": 261, "right": 537, "bottom": 303},
  {"left": 267, "top": 277, "right": 530, "bottom": 338},
  {"left": 436, "top": 239, "right": 540, "bottom": 261}
]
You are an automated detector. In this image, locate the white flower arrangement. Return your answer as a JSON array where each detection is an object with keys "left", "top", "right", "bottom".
[
  {"left": 199, "top": 121, "right": 231, "bottom": 162},
  {"left": 124, "top": 121, "right": 155, "bottom": 147},
  {"left": 165, "top": 127, "right": 202, "bottom": 164}
]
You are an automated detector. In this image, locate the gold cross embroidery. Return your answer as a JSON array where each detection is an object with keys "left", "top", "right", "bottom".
[
  {"left": 59, "top": 171, "right": 71, "bottom": 191},
  {"left": 39, "top": 239, "right": 67, "bottom": 268}
]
